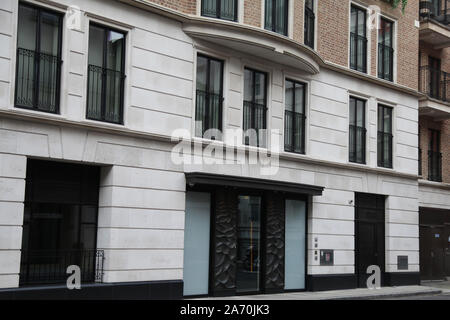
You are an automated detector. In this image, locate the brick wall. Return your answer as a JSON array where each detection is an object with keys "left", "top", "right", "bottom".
[
  {"left": 419, "top": 117, "right": 450, "bottom": 183},
  {"left": 146, "top": 0, "right": 197, "bottom": 14},
  {"left": 244, "top": 0, "right": 262, "bottom": 27}
]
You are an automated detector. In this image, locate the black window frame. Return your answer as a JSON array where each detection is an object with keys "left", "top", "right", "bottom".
[
  {"left": 201, "top": 0, "right": 238, "bottom": 22},
  {"left": 284, "top": 79, "right": 306, "bottom": 155},
  {"left": 86, "top": 23, "right": 126, "bottom": 125},
  {"left": 304, "top": 0, "right": 315, "bottom": 49},
  {"left": 15, "top": 2, "right": 63, "bottom": 114},
  {"left": 350, "top": 5, "right": 367, "bottom": 73},
  {"left": 265, "top": 0, "right": 289, "bottom": 36},
  {"left": 377, "top": 17, "right": 394, "bottom": 82},
  {"left": 195, "top": 54, "right": 224, "bottom": 140},
  {"left": 243, "top": 68, "right": 268, "bottom": 148},
  {"left": 349, "top": 96, "right": 367, "bottom": 164},
  {"left": 428, "top": 129, "right": 442, "bottom": 182},
  {"left": 377, "top": 104, "right": 393, "bottom": 169}
]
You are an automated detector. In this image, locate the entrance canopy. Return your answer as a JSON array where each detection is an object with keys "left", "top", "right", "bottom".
[{"left": 185, "top": 172, "right": 324, "bottom": 196}]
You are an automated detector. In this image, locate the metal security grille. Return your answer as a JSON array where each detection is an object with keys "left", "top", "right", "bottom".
[
  {"left": 377, "top": 105, "right": 393, "bottom": 168},
  {"left": 284, "top": 80, "right": 306, "bottom": 154},
  {"left": 201, "top": 0, "right": 238, "bottom": 21},
  {"left": 349, "top": 97, "right": 366, "bottom": 164},
  {"left": 15, "top": 3, "right": 62, "bottom": 113}
]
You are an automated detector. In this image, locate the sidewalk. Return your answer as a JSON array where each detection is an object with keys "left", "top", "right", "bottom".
[{"left": 196, "top": 286, "right": 442, "bottom": 300}]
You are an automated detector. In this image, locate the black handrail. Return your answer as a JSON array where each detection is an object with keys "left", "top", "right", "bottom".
[
  {"left": 195, "top": 89, "right": 223, "bottom": 139},
  {"left": 419, "top": 66, "right": 450, "bottom": 102},
  {"left": 420, "top": 0, "right": 450, "bottom": 25}
]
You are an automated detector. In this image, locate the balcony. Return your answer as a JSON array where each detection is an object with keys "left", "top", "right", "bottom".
[
  {"left": 419, "top": 66, "right": 450, "bottom": 119},
  {"left": 419, "top": 0, "right": 450, "bottom": 48},
  {"left": 19, "top": 250, "right": 104, "bottom": 286}
]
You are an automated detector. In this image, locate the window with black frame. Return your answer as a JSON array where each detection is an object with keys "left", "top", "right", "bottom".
[
  {"left": 195, "top": 55, "right": 224, "bottom": 140},
  {"left": 428, "top": 129, "right": 442, "bottom": 182},
  {"left": 201, "top": 0, "right": 238, "bottom": 21},
  {"left": 304, "top": 0, "right": 315, "bottom": 49},
  {"left": 378, "top": 17, "right": 394, "bottom": 82},
  {"left": 284, "top": 80, "right": 306, "bottom": 154},
  {"left": 15, "top": 3, "right": 62, "bottom": 113},
  {"left": 243, "top": 68, "right": 267, "bottom": 148},
  {"left": 265, "top": 0, "right": 289, "bottom": 36},
  {"left": 377, "top": 105, "right": 393, "bottom": 168},
  {"left": 87, "top": 24, "right": 126, "bottom": 124},
  {"left": 349, "top": 97, "right": 366, "bottom": 164},
  {"left": 350, "top": 5, "right": 367, "bottom": 73}
]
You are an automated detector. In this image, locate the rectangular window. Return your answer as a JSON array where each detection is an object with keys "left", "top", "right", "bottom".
[
  {"left": 201, "top": 0, "right": 238, "bottom": 21},
  {"left": 265, "top": 0, "right": 289, "bottom": 36},
  {"left": 428, "top": 56, "right": 442, "bottom": 99},
  {"left": 284, "top": 80, "right": 306, "bottom": 154},
  {"left": 304, "top": 0, "right": 315, "bottom": 49},
  {"left": 15, "top": 3, "right": 63, "bottom": 113},
  {"left": 428, "top": 129, "right": 442, "bottom": 182},
  {"left": 87, "top": 24, "right": 126, "bottom": 124},
  {"left": 243, "top": 68, "right": 267, "bottom": 148},
  {"left": 195, "top": 55, "right": 224, "bottom": 139},
  {"left": 350, "top": 6, "right": 367, "bottom": 73},
  {"left": 349, "top": 97, "right": 366, "bottom": 164},
  {"left": 378, "top": 18, "right": 394, "bottom": 82},
  {"left": 377, "top": 105, "right": 393, "bottom": 168}
]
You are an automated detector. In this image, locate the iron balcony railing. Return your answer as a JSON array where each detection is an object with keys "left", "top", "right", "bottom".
[
  {"left": 420, "top": 0, "right": 450, "bottom": 25},
  {"left": 15, "top": 48, "right": 62, "bottom": 113},
  {"left": 201, "top": 0, "right": 237, "bottom": 21},
  {"left": 350, "top": 32, "right": 368, "bottom": 73},
  {"left": 377, "top": 131, "right": 393, "bottom": 168},
  {"left": 428, "top": 150, "right": 443, "bottom": 182},
  {"left": 19, "top": 249, "right": 105, "bottom": 286},
  {"left": 284, "top": 110, "right": 306, "bottom": 154},
  {"left": 243, "top": 101, "right": 267, "bottom": 148},
  {"left": 378, "top": 43, "right": 394, "bottom": 81},
  {"left": 349, "top": 125, "right": 367, "bottom": 164},
  {"left": 87, "top": 64, "right": 125, "bottom": 124},
  {"left": 195, "top": 89, "right": 223, "bottom": 139},
  {"left": 419, "top": 66, "right": 450, "bottom": 102}
]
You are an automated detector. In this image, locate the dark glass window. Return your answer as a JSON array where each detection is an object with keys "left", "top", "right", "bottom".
[
  {"left": 350, "top": 5, "right": 367, "bottom": 73},
  {"left": 349, "top": 97, "right": 366, "bottom": 164},
  {"left": 377, "top": 105, "right": 393, "bottom": 168},
  {"left": 378, "top": 18, "right": 394, "bottom": 82},
  {"left": 15, "top": 3, "right": 62, "bottom": 113},
  {"left": 87, "top": 24, "right": 126, "bottom": 124},
  {"left": 428, "top": 129, "right": 442, "bottom": 182},
  {"left": 265, "top": 0, "right": 289, "bottom": 36},
  {"left": 201, "top": 0, "right": 238, "bottom": 21},
  {"left": 284, "top": 80, "right": 306, "bottom": 154},
  {"left": 195, "top": 55, "right": 224, "bottom": 140},
  {"left": 304, "top": 0, "right": 315, "bottom": 49},
  {"left": 243, "top": 68, "right": 267, "bottom": 148}
]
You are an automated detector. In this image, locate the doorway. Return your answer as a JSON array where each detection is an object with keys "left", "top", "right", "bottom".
[{"left": 355, "top": 193, "right": 386, "bottom": 288}]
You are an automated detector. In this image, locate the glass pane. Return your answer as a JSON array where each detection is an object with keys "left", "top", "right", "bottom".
[
  {"left": 357, "top": 10, "right": 365, "bottom": 36},
  {"left": 88, "top": 26, "right": 105, "bottom": 67},
  {"left": 183, "top": 192, "right": 211, "bottom": 296},
  {"left": 40, "top": 11, "right": 60, "bottom": 56},
  {"left": 265, "top": 0, "right": 273, "bottom": 31},
  {"left": 384, "top": 108, "right": 392, "bottom": 133},
  {"left": 221, "top": 0, "right": 236, "bottom": 20},
  {"left": 106, "top": 30, "right": 124, "bottom": 72},
  {"left": 351, "top": 7, "right": 357, "bottom": 34},
  {"left": 305, "top": 0, "right": 314, "bottom": 10},
  {"left": 18, "top": 5, "right": 37, "bottom": 51},
  {"left": 244, "top": 69, "right": 253, "bottom": 102},
  {"left": 294, "top": 83, "right": 304, "bottom": 113},
  {"left": 104, "top": 68, "right": 123, "bottom": 123},
  {"left": 384, "top": 21, "right": 392, "bottom": 47},
  {"left": 202, "top": 0, "right": 217, "bottom": 17},
  {"left": 237, "top": 195, "right": 261, "bottom": 293},
  {"left": 285, "top": 80, "right": 294, "bottom": 112},
  {"left": 349, "top": 98, "right": 356, "bottom": 125},
  {"left": 356, "top": 100, "right": 364, "bottom": 127},
  {"left": 254, "top": 72, "right": 266, "bottom": 105},
  {"left": 209, "top": 59, "right": 222, "bottom": 94},
  {"left": 285, "top": 200, "right": 306, "bottom": 290},
  {"left": 275, "top": 0, "right": 287, "bottom": 34},
  {"left": 196, "top": 56, "right": 208, "bottom": 92}
]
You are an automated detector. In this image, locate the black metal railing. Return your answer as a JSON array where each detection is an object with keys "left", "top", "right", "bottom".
[
  {"left": 377, "top": 131, "right": 393, "bottom": 168},
  {"left": 349, "top": 125, "right": 367, "bottom": 164},
  {"left": 378, "top": 43, "right": 394, "bottom": 81},
  {"left": 201, "top": 0, "right": 237, "bottom": 21},
  {"left": 350, "top": 33, "right": 368, "bottom": 73},
  {"left": 428, "top": 150, "right": 443, "bottom": 182},
  {"left": 284, "top": 110, "right": 306, "bottom": 154},
  {"left": 243, "top": 101, "right": 267, "bottom": 147},
  {"left": 15, "top": 48, "right": 62, "bottom": 113},
  {"left": 195, "top": 89, "right": 223, "bottom": 139},
  {"left": 420, "top": 0, "right": 450, "bottom": 25},
  {"left": 419, "top": 66, "right": 450, "bottom": 102},
  {"left": 19, "top": 249, "right": 104, "bottom": 286},
  {"left": 87, "top": 64, "right": 125, "bottom": 124}
]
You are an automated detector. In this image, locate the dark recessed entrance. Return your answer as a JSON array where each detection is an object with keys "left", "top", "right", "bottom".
[
  {"left": 355, "top": 193, "right": 386, "bottom": 288},
  {"left": 20, "top": 159, "right": 102, "bottom": 286}
]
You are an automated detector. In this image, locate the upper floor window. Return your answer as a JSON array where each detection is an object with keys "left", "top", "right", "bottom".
[
  {"left": 195, "top": 55, "right": 224, "bottom": 140},
  {"left": 378, "top": 17, "right": 394, "bottom": 82},
  {"left": 349, "top": 97, "right": 366, "bottom": 164},
  {"left": 87, "top": 24, "right": 126, "bottom": 125},
  {"left": 350, "top": 5, "right": 367, "bottom": 73},
  {"left": 428, "top": 129, "right": 442, "bottom": 182},
  {"left": 304, "top": 0, "right": 315, "bottom": 49},
  {"left": 265, "top": 0, "right": 289, "bottom": 36},
  {"left": 284, "top": 80, "right": 306, "bottom": 154},
  {"left": 377, "top": 105, "right": 393, "bottom": 168},
  {"left": 201, "top": 0, "right": 238, "bottom": 21},
  {"left": 15, "top": 3, "right": 62, "bottom": 113},
  {"left": 243, "top": 68, "right": 267, "bottom": 148}
]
